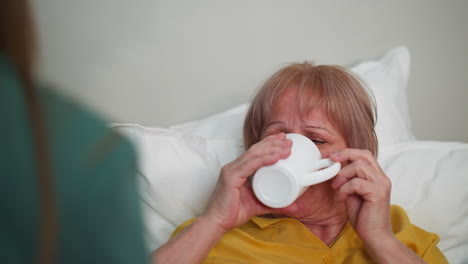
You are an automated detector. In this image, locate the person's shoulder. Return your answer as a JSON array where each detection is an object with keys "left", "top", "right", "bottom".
[
  {"left": 39, "top": 85, "right": 135, "bottom": 168},
  {"left": 39, "top": 85, "right": 108, "bottom": 131},
  {"left": 0, "top": 55, "right": 20, "bottom": 85},
  {"left": 0, "top": 55, "right": 24, "bottom": 107},
  {"left": 390, "top": 205, "right": 448, "bottom": 263},
  {"left": 389, "top": 204, "right": 433, "bottom": 236},
  {"left": 389, "top": 204, "right": 409, "bottom": 222}
]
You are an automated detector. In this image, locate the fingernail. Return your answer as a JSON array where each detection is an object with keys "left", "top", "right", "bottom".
[{"left": 331, "top": 151, "right": 340, "bottom": 157}]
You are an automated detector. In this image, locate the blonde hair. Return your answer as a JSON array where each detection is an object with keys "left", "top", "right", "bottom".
[{"left": 243, "top": 62, "right": 378, "bottom": 157}]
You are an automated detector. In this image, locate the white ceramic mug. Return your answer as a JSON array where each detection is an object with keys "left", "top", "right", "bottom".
[{"left": 252, "top": 133, "right": 341, "bottom": 208}]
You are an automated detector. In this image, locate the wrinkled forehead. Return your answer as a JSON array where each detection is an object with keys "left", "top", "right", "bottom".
[
  {"left": 263, "top": 85, "right": 344, "bottom": 134},
  {"left": 265, "top": 86, "right": 325, "bottom": 120}
]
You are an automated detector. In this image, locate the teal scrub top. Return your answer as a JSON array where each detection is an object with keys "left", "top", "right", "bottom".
[{"left": 0, "top": 55, "right": 149, "bottom": 264}]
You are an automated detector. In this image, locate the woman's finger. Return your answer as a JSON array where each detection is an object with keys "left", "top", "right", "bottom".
[
  {"left": 220, "top": 151, "right": 290, "bottom": 187},
  {"left": 330, "top": 149, "right": 379, "bottom": 171},
  {"left": 335, "top": 177, "right": 389, "bottom": 203},
  {"left": 334, "top": 178, "right": 375, "bottom": 202},
  {"left": 235, "top": 133, "right": 292, "bottom": 165},
  {"left": 332, "top": 160, "right": 376, "bottom": 189},
  {"left": 231, "top": 144, "right": 291, "bottom": 173}
]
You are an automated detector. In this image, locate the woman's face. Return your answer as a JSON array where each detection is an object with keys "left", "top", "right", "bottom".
[
  {"left": 261, "top": 86, "right": 347, "bottom": 159},
  {"left": 260, "top": 86, "right": 348, "bottom": 217}
]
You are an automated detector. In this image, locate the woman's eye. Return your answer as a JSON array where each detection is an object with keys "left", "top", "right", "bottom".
[{"left": 312, "top": 140, "right": 326, "bottom": 145}]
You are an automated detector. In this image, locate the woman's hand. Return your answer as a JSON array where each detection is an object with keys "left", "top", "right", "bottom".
[
  {"left": 202, "top": 133, "right": 292, "bottom": 233},
  {"left": 330, "top": 149, "right": 428, "bottom": 263},
  {"left": 152, "top": 133, "right": 291, "bottom": 264},
  {"left": 330, "top": 149, "right": 392, "bottom": 245}
]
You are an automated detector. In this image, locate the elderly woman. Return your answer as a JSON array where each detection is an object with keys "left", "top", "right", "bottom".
[{"left": 153, "top": 63, "right": 447, "bottom": 263}]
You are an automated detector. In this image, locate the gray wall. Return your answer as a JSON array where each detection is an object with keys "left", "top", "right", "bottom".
[{"left": 34, "top": 0, "right": 468, "bottom": 143}]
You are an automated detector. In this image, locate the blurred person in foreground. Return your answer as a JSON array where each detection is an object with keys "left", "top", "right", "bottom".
[
  {"left": 153, "top": 62, "right": 448, "bottom": 263},
  {"left": 0, "top": 1, "right": 149, "bottom": 263}
]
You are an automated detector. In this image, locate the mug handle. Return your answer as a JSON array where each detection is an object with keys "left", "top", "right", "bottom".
[{"left": 303, "top": 158, "right": 341, "bottom": 186}]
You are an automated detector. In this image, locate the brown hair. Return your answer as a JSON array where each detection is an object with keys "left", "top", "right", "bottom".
[
  {"left": 243, "top": 62, "right": 378, "bottom": 157},
  {"left": 0, "top": 1, "right": 57, "bottom": 263}
]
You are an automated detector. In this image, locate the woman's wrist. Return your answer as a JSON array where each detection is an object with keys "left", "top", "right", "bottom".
[
  {"left": 363, "top": 233, "right": 396, "bottom": 256},
  {"left": 195, "top": 214, "right": 229, "bottom": 241}
]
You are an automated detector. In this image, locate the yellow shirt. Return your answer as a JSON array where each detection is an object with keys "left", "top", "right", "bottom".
[{"left": 172, "top": 205, "right": 447, "bottom": 263}]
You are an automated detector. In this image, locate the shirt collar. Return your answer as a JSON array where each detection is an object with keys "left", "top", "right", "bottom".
[
  {"left": 251, "top": 216, "right": 289, "bottom": 228},
  {"left": 251, "top": 216, "right": 353, "bottom": 247}
]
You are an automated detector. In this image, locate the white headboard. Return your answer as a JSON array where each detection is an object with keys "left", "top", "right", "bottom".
[{"left": 34, "top": 0, "right": 468, "bottom": 143}]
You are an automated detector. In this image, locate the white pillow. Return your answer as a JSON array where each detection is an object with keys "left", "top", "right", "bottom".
[
  {"left": 169, "top": 46, "right": 415, "bottom": 150},
  {"left": 112, "top": 124, "right": 243, "bottom": 250},
  {"left": 114, "top": 123, "right": 468, "bottom": 263},
  {"left": 169, "top": 103, "right": 248, "bottom": 145},
  {"left": 379, "top": 141, "right": 468, "bottom": 264},
  {"left": 351, "top": 46, "right": 415, "bottom": 147}
]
